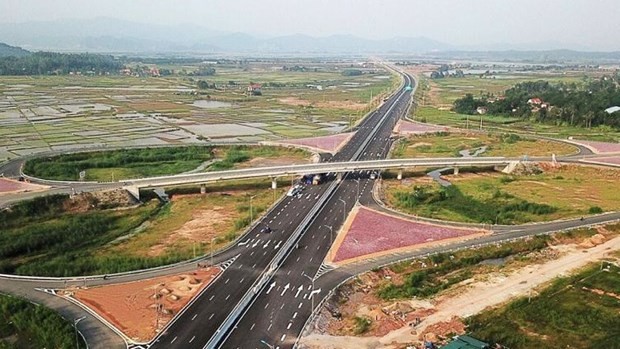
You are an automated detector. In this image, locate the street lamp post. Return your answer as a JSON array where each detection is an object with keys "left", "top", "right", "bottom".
[
  {"left": 324, "top": 225, "right": 333, "bottom": 260},
  {"left": 249, "top": 195, "right": 257, "bottom": 224},
  {"left": 211, "top": 237, "right": 216, "bottom": 266},
  {"left": 302, "top": 272, "right": 315, "bottom": 311},
  {"left": 354, "top": 178, "right": 360, "bottom": 203},
  {"left": 338, "top": 198, "right": 346, "bottom": 223},
  {"left": 74, "top": 316, "right": 86, "bottom": 349}
]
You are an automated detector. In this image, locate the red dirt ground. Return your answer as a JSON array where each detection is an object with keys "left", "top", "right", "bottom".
[
  {"left": 0, "top": 178, "right": 48, "bottom": 194},
  {"left": 331, "top": 207, "right": 485, "bottom": 263},
  {"left": 70, "top": 268, "right": 220, "bottom": 343},
  {"left": 270, "top": 132, "right": 354, "bottom": 153},
  {"left": 394, "top": 120, "right": 449, "bottom": 135}
]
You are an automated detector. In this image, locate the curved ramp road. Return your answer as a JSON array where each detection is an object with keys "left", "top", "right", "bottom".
[{"left": 148, "top": 69, "right": 414, "bottom": 349}]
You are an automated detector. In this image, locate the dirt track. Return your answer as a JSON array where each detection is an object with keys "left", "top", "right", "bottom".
[{"left": 300, "top": 234, "right": 620, "bottom": 349}]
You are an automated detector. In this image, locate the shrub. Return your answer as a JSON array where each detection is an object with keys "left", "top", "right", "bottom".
[
  {"left": 353, "top": 316, "right": 372, "bottom": 334},
  {"left": 588, "top": 206, "right": 603, "bottom": 214}
]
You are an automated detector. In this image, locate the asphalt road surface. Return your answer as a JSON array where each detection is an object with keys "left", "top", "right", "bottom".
[
  {"left": 215, "top": 74, "right": 414, "bottom": 349},
  {"left": 2, "top": 69, "right": 619, "bottom": 349}
]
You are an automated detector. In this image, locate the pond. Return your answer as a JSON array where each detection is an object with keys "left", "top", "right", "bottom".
[{"left": 192, "top": 100, "right": 233, "bottom": 109}]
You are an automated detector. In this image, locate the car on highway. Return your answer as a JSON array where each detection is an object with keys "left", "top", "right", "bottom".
[
  {"left": 287, "top": 184, "right": 304, "bottom": 197},
  {"left": 260, "top": 225, "right": 272, "bottom": 234}
]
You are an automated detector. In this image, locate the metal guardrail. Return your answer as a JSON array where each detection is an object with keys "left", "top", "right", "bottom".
[{"left": 205, "top": 70, "right": 413, "bottom": 349}]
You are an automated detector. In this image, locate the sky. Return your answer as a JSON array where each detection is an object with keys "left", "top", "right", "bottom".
[{"left": 1, "top": 0, "right": 620, "bottom": 50}]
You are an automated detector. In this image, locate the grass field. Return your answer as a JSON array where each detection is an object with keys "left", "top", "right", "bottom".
[
  {"left": 467, "top": 262, "right": 620, "bottom": 348},
  {"left": 382, "top": 165, "right": 620, "bottom": 224},
  {"left": 0, "top": 294, "right": 85, "bottom": 349},
  {"left": 0, "top": 178, "right": 289, "bottom": 276},
  {"left": 103, "top": 178, "right": 290, "bottom": 260},
  {"left": 23, "top": 145, "right": 310, "bottom": 181},
  {"left": 392, "top": 132, "right": 578, "bottom": 158}
]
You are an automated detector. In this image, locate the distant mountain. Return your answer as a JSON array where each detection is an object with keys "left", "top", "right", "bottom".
[
  {"left": 424, "top": 49, "right": 620, "bottom": 63},
  {"left": 0, "top": 42, "right": 30, "bottom": 57},
  {"left": 0, "top": 17, "right": 451, "bottom": 54}
]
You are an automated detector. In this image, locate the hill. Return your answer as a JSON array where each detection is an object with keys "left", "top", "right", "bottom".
[{"left": 0, "top": 42, "right": 30, "bottom": 57}]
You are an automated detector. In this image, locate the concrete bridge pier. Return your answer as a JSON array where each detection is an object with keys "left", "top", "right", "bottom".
[
  {"left": 336, "top": 172, "right": 343, "bottom": 182},
  {"left": 453, "top": 166, "right": 459, "bottom": 175},
  {"left": 397, "top": 169, "right": 403, "bottom": 180},
  {"left": 200, "top": 184, "right": 206, "bottom": 195},
  {"left": 271, "top": 177, "right": 277, "bottom": 189}
]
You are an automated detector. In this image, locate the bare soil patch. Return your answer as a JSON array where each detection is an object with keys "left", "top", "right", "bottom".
[
  {"left": 237, "top": 155, "right": 312, "bottom": 168},
  {"left": 147, "top": 198, "right": 234, "bottom": 257},
  {"left": 301, "top": 236, "right": 620, "bottom": 349},
  {"left": 278, "top": 97, "right": 366, "bottom": 111},
  {"left": 69, "top": 268, "right": 220, "bottom": 343}
]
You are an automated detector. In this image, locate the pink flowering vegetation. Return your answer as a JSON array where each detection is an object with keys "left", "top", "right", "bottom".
[
  {"left": 276, "top": 132, "right": 353, "bottom": 152},
  {"left": 586, "top": 156, "right": 620, "bottom": 166},
  {"left": 333, "top": 207, "right": 481, "bottom": 262},
  {"left": 396, "top": 120, "right": 448, "bottom": 135},
  {"left": 0, "top": 178, "right": 40, "bottom": 193},
  {"left": 572, "top": 140, "right": 620, "bottom": 154}
]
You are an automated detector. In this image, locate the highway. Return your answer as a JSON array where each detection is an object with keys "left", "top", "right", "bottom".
[
  {"left": 1, "top": 67, "right": 619, "bottom": 349},
  {"left": 147, "top": 69, "right": 414, "bottom": 349},
  {"left": 214, "top": 72, "right": 414, "bottom": 348}
]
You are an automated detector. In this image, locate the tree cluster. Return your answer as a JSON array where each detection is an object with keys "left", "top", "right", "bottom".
[
  {"left": 341, "top": 69, "right": 363, "bottom": 76},
  {"left": 453, "top": 76, "right": 620, "bottom": 128},
  {"left": 190, "top": 65, "right": 216, "bottom": 76},
  {"left": 0, "top": 51, "right": 123, "bottom": 75}
]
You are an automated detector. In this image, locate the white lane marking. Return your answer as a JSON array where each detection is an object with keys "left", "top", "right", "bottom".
[
  {"left": 287, "top": 322, "right": 292, "bottom": 330},
  {"left": 263, "top": 240, "right": 270, "bottom": 249},
  {"left": 209, "top": 313, "right": 214, "bottom": 320},
  {"left": 191, "top": 314, "right": 198, "bottom": 321},
  {"left": 264, "top": 302, "right": 270, "bottom": 309},
  {"left": 280, "top": 283, "right": 290, "bottom": 296},
  {"left": 189, "top": 335, "right": 195, "bottom": 343},
  {"left": 298, "top": 302, "right": 303, "bottom": 309},
  {"left": 293, "top": 312, "right": 297, "bottom": 319},
  {"left": 239, "top": 278, "right": 245, "bottom": 283},
  {"left": 250, "top": 323, "right": 256, "bottom": 331},
  {"left": 209, "top": 295, "right": 215, "bottom": 301},
  {"left": 281, "top": 334, "right": 286, "bottom": 342},
  {"left": 225, "top": 294, "right": 230, "bottom": 300},
  {"left": 266, "top": 282, "right": 276, "bottom": 294},
  {"left": 295, "top": 285, "right": 303, "bottom": 298},
  {"left": 171, "top": 336, "right": 177, "bottom": 343},
  {"left": 225, "top": 278, "right": 229, "bottom": 284}
]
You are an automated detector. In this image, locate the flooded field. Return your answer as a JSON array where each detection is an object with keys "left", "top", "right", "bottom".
[{"left": 0, "top": 61, "right": 396, "bottom": 162}]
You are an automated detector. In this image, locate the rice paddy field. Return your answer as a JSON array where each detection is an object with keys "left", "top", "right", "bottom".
[{"left": 0, "top": 60, "right": 397, "bottom": 163}]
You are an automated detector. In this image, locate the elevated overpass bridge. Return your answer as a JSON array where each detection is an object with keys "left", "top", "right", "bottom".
[{"left": 123, "top": 157, "right": 545, "bottom": 199}]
